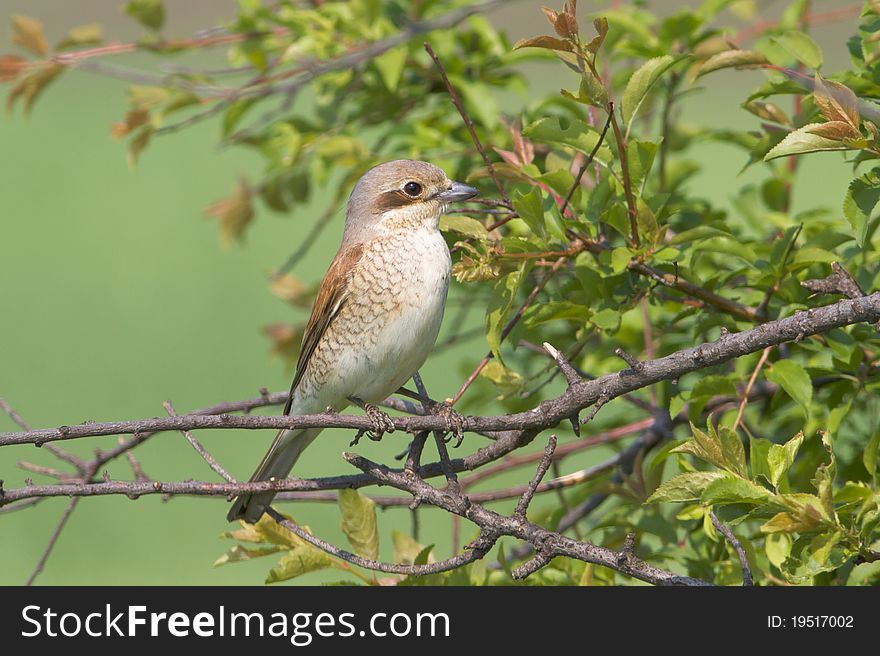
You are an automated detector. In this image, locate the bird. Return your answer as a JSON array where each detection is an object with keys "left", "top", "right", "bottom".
[{"left": 227, "top": 159, "right": 478, "bottom": 523}]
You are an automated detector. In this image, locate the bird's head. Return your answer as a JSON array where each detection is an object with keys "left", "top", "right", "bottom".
[{"left": 343, "top": 159, "right": 478, "bottom": 243}]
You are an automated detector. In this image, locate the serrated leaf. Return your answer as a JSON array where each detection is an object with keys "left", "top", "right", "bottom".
[
  {"left": 771, "top": 30, "right": 823, "bottom": 69},
  {"left": 252, "top": 512, "right": 308, "bottom": 548},
  {"left": 813, "top": 74, "right": 860, "bottom": 129},
  {"left": 765, "top": 431, "right": 803, "bottom": 490},
  {"left": 806, "top": 121, "right": 860, "bottom": 141},
  {"left": 11, "top": 15, "right": 48, "bottom": 57},
  {"left": 750, "top": 437, "right": 773, "bottom": 484},
  {"left": 627, "top": 138, "right": 661, "bottom": 194},
  {"left": 213, "top": 544, "right": 281, "bottom": 567},
  {"left": 696, "top": 49, "right": 768, "bottom": 77},
  {"left": 513, "top": 35, "right": 574, "bottom": 52},
  {"left": 266, "top": 545, "right": 333, "bottom": 583},
  {"left": 842, "top": 167, "right": 880, "bottom": 248},
  {"left": 512, "top": 186, "right": 546, "bottom": 239},
  {"left": 636, "top": 198, "right": 659, "bottom": 245},
  {"left": 701, "top": 476, "right": 773, "bottom": 505},
  {"left": 674, "top": 423, "right": 726, "bottom": 471},
  {"left": 523, "top": 117, "right": 612, "bottom": 163},
  {"left": 766, "top": 360, "right": 812, "bottom": 412},
  {"left": 622, "top": 55, "right": 685, "bottom": 128},
  {"left": 486, "top": 264, "right": 524, "bottom": 363},
  {"left": 764, "top": 123, "right": 852, "bottom": 161},
  {"left": 338, "top": 489, "right": 379, "bottom": 560},
  {"left": 440, "top": 214, "right": 489, "bottom": 240},
  {"left": 645, "top": 471, "right": 727, "bottom": 503},
  {"left": 717, "top": 425, "right": 747, "bottom": 478}
]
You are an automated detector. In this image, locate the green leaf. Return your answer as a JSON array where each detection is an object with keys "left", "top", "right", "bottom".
[
  {"left": 767, "top": 432, "right": 803, "bottom": 490},
  {"left": 524, "top": 301, "right": 591, "bottom": 327},
  {"left": 590, "top": 307, "right": 620, "bottom": 331},
  {"left": 764, "top": 124, "right": 852, "bottom": 161},
  {"left": 523, "top": 117, "right": 612, "bottom": 163},
  {"left": 266, "top": 545, "right": 334, "bottom": 583},
  {"left": 213, "top": 544, "right": 281, "bottom": 567},
  {"left": 622, "top": 55, "right": 688, "bottom": 128},
  {"left": 766, "top": 360, "right": 812, "bottom": 412},
  {"left": 373, "top": 47, "right": 406, "bottom": 91},
  {"left": 56, "top": 24, "right": 103, "bottom": 51},
  {"left": 696, "top": 49, "right": 768, "bottom": 77},
  {"left": 455, "top": 77, "right": 500, "bottom": 130},
  {"left": 126, "top": 0, "right": 165, "bottom": 31},
  {"left": 512, "top": 187, "right": 546, "bottom": 239},
  {"left": 673, "top": 423, "right": 728, "bottom": 472},
  {"left": 440, "top": 214, "right": 490, "bottom": 240},
  {"left": 717, "top": 425, "right": 747, "bottom": 478},
  {"left": 636, "top": 198, "right": 660, "bottom": 245},
  {"left": 765, "top": 532, "right": 791, "bottom": 568},
  {"left": 486, "top": 265, "right": 525, "bottom": 362},
  {"left": 843, "top": 168, "right": 880, "bottom": 248},
  {"left": 646, "top": 471, "right": 727, "bottom": 503},
  {"left": 627, "top": 138, "right": 661, "bottom": 194},
  {"left": 338, "top": 489, "right": 379, "bottom": 560},
  {"left": 771, "top": 30, "right": 823, "bottom": 69},
  {"left": 392, "top": 530, "right": 432, "bottom": 566},
  {"left": 610, "top": 247, "right": 632, "bottom": 274},
  {"left": 701, "top": 476, "right": 773, "bottom": 505},
  {"left": 864, "top": 427, "right": 879, "bottom": 478},
  {"left": 222, "top": 98, "right": 257, "bottom": 138},
  {"left": 750, "top": 437, "right": 773, "bottom": 484}
]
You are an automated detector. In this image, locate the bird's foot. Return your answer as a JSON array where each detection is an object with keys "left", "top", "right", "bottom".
[
  {"left": 431, "top": 399, "right": 466, "bottom": 447},
  {"left": 348, "top": 397, "right": 395, "bottom": 446}
]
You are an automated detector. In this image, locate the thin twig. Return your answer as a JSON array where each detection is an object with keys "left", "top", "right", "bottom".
[
  {"left": 163, "top": 400, "right": 235, "bottom": 483},
  {"left": 709, "top": 510, "right": 753, "bottom": 586},
  {"left": 25, "top": 497, "right": 79, "bottom": 586},
  {"left": 424, "top": 42, "right": 510, "bottom": 206},
  {"left": 559, "top": 109, "right": 614, "bottom": 217},
  {"left": 732, "top": 346, "right": 772, "bottom": 432},
  {"left": 514, "top": 436, "right": 557, "bottom": 518}
]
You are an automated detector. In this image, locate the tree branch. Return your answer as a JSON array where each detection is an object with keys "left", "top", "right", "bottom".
[{"left": 4, "top": 293, "right": 877, "bottom": 450}]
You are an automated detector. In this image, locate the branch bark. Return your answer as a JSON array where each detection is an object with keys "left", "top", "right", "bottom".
[{"left": 4, "top": 293, "right": 878, "bottom": 448}]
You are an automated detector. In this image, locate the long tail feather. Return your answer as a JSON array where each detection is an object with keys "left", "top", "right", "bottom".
[{"left": 226, "top": 427, "right": 321, "bottom": 523}]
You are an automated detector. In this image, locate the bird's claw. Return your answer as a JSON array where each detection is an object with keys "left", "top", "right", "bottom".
[
  {"left": 363, "top": 403, "right": 394, "bottom": 441},
  {"left": 432, "top": 400, "right": 466, "bottom": 447}
]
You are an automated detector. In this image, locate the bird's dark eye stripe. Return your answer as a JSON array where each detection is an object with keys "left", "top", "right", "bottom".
[{"left": 403, "top": 181, "right": 422, "bottom": 197}]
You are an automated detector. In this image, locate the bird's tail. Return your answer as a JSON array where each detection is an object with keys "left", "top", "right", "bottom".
[{"left": 226, "top": 427, "right": 322, "bottom": 524}]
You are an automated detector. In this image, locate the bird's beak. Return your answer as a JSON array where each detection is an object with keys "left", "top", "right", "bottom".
[{"left": 436, "top": 181, "right": 479, "bottom": 203}]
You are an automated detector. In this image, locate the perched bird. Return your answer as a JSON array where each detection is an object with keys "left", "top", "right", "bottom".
[{"left": 228, "top": 160, "right": 478, "bottom": 523}]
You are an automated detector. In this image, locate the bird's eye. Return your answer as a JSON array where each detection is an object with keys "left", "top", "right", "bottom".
[{"left": 403, "top": 181, "right": 422, "bottom": 197}]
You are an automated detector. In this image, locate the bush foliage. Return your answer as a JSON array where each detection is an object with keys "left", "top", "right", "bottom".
[{"left": 6, "top": 0, "right": 880, "bottom": 585}]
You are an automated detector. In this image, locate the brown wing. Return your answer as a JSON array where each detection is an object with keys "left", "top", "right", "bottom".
[{"left": 281, "top": 242, "right": 365, "bottom": 415}]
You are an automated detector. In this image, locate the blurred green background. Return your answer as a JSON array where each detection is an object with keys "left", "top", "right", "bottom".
[{"left": 0, "top": 0, "right": 855, "bottom": 585}]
